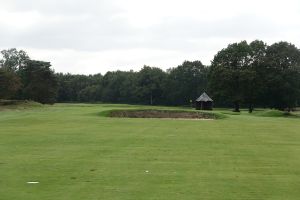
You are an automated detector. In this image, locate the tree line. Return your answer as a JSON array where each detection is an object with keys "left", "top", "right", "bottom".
[{"left": 1, "top": 40, "right": 300, "bottom": 112}]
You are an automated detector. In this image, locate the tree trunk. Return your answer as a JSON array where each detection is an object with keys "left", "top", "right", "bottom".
[
  {"left": 234, "top": 101, "right": 240, "bottom": 112},
  {"left": 248, "top": 103, "right": 253, "bottom": 113},
  {"left": 150, "top": 91, "right": 153, "bottom": 105}
]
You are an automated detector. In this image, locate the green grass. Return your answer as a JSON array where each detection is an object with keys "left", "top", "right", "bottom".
[{"left": 1, "top": 103, "right": 300, "bottom": 200}]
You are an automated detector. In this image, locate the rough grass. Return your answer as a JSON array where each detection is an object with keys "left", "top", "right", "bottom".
[
  {"left": 219, "top": 108, "right": 300, "bottom": 118},
  {"left": 249, "top": 109, "right": 300, "bottom": 118},
  {"left": 1, "top": 103, "right": 300, "bottom": 200},
  {"left": 0, "top": 100, "right": 43, "bottom": 111}
]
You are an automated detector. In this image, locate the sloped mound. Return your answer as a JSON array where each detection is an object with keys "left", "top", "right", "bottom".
[
  {"left": 107, "top": 109, "right": 221, "bottom": 119},
  {"left": 253, "top": 110, "right": 300, "bottom": 118},
  {"left": 0, "top": 100, "right": 42, "bottom": 111}
]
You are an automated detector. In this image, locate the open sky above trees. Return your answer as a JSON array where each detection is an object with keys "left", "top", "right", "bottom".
[{"left": 0, "top": 0, "right": 300, "bottom": 74}]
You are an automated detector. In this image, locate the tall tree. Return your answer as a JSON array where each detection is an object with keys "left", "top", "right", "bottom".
[
  {"left": 137, "top": 66, "right": 167, "bottom": 105},
  {"left": 0, "top": 69, "right": 21, "bottom": 99},
  {"left": 101, "top": 71, "right": 138, "bottom": 103},
  {"left": 243, "top": 40, "right": 267, "bottom": 112},
  {"left": 165, "top": 61, "right": 208, "bottom": 105},
  {"left": 19, "top": 60, "right": 58, "bottom": 104},
  {"left": 209, "top": 41, "right": 252, "bottom": 112},
  {"left": 263, "top": 42, "right": 300, "bottom": 110}
]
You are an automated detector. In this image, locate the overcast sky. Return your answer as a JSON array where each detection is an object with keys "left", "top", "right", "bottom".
[{"left": 0, "top": 0, "right": 299, "bottom": 74}]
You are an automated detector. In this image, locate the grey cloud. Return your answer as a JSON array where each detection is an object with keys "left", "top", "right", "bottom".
[
  {"left": 0, "top": 12, "right": 287, "bottom": 52},
  {"left": 1, "top": 0, "right": 299, "bottom": 52},
  {"left": 0, "top": 0, "right": 300, "bottom": 74},
  {"left": 2, "top": 0, "right": 119, "bottom": 15}
]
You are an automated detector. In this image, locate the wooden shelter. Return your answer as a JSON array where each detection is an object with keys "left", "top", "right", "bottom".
[{"left": 195, "top": 92, "right": 213, "bottom": 110}]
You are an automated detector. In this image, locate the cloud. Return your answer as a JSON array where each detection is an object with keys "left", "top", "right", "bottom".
[
  {"left": 26, "top": 48, "right": 210, "bottom": 75},
  {"left": 0, "top": 0, "right": 300, "bottom": 74}
]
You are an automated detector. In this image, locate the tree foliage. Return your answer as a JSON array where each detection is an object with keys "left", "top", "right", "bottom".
[
  {"left": 0, "top": 49, "right": 58, "bottom": 104},
  {"left": 18, "top": 60, "right": 58, "bottom": 104},
  {"left": 165, "top": 61, "right": 208, "bottom": 105},
  {"left": 137, "top": 66, "right": 166, "bottom": 105},
  {"left": 0, "top": 69, "right": 21, "bottom": 99},
  {"left": 208, "top": 40, "right": 300, "bottom": 112},
  {"left": 0, "top": 48, "right": 29, "bottom": 72},
  {"left": 262, "top": 42, "right": 300, "bottom": 110}
]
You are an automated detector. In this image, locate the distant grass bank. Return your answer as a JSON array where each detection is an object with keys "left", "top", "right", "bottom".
[{"left": 0, "top": 100, "right": 43, "bottom": 111}]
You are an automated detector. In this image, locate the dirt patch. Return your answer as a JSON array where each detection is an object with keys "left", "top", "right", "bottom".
[{"left": 108, "top": 110, "right": 216, "bottom": 119}]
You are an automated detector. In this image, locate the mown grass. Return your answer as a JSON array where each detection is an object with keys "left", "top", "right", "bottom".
[{"left": 0, "top": 103, "right": 300, "bottom": 200}]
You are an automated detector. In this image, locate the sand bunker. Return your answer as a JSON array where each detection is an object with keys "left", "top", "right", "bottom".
[{"left": 108, "top": 110, "right": 216, "bottom": 119}]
